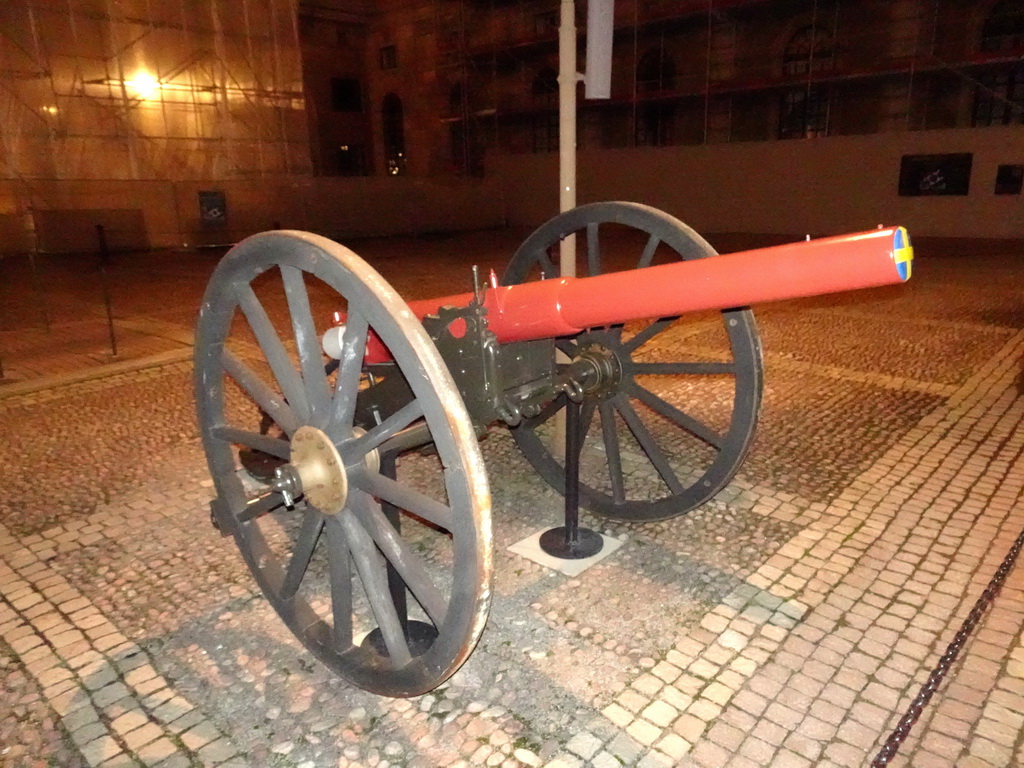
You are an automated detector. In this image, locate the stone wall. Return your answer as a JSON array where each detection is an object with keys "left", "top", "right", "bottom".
[{"left": 490, "top": 125, "right": 1024, "bottom": 241}]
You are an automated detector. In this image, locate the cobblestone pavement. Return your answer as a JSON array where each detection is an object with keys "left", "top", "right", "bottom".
[{"left": 2, "top": 232, "right": 1024, "bottom": 768}]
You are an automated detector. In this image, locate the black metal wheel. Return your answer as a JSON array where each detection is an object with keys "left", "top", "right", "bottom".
[
  {"left": 194, "top": 231, "right": 491, "bottom": 697},
  {"left": 504, "top": 202, "right": 763, "bottom": 522}
]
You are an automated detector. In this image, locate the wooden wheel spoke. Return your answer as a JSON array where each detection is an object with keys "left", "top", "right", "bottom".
[
  {"left": 338, "top": 515, "right": 413, "bottom": 667},
  {"left": 212, "top": 426, "right": 290, "bottom": 459},
  {"left": 632, "top": 361, "right": 736, "bottom": 375},
  {"left": 236, "top": 284, "right": 311, "bottom": 422},
  {"left": 533, "top": 249, "right": 556, "bottom": 277},
  {"left": 222, "top": 350, "right": 300, "bottom": 436},
  {"left": 586, "top": 222, "right": 600, "bottom": 275},
  {"left": 624, "top": 317, "right": 677, "bottom": 353},
  {"left": 354, "top": 472, "right": 454, "bottom": 532},
  {"left": 624, "top": 380, "right": 724, "bottom": 450},
  {"left": 599, "top": 402, "right": 626, "bottom": 503},
  {"left": 238, "top": 492, "right": 286, "bottom": 523},
  {"left": 324, "top": 517, "right": 353, "bottom": 652},
  {"left": 348, "top": 399, "right": 425, "bottom": 457},
  {"left": 638, "top": 234, "right": 661, "bottom": 268},
  {"left": 326, "top": 311, "right": 370, "bottom": 439},
  {"left": 555, "top": 339, "right": 577, "bottom": 357},
  {"left": 614, "top": 395, "right": 685, "bottom": 494},
  {"left": 350, "top": 491, "right": 447, "bottom": 626},
  {"left": 281, "top": 265, "right": 331, "bottom": 425},
  {"left": 579, "top": 400, "right": 597, "bottom": 443},
  {"left": 280, "top": 512, "right": 325, "bottom": 600}
]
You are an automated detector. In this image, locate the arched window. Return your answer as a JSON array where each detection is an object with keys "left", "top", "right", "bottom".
[
  {"left": 981, "top": 1, "right": 1024, "bottom": 51},
  {"left": 636, "top": 48, "right": 675, "bottom": 93},
  {"left": 382, "top": 93, "right": 406, "bottom": 176},
  {"left": 781, "top": 25, "right": 835, "bottom": 76}
]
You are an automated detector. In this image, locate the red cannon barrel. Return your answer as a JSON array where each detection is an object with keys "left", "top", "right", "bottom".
[{"left": 404, "top": 226, "right": 912, "bottom": 344}]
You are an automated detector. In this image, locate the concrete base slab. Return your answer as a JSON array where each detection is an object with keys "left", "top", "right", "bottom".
[{"left": 508, "top": 527, "right": 625, "bottom": 576}]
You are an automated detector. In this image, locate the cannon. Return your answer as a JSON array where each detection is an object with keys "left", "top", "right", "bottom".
[{"left": 194, "top": 202, "right": 912, "bottom": 696}]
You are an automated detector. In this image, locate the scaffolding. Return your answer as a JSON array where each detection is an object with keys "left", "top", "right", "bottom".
[
  {"left": 431, "top": 0, "right": 1023, "bottom": 156},
  {"left": 0, "top": 0, "right": 311, "bottom": 183}
]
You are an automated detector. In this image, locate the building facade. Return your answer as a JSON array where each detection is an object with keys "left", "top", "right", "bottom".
[{"left": 312, "top": 0, "right": 1021, "bottom": 177}]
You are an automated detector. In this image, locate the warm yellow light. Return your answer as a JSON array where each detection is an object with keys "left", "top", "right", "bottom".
[
  {"left": 125, "top": 72, "right": 161, "bottom": 100},
  {"left": 41, "top": 105, "right": 58, "bottom": 115}
]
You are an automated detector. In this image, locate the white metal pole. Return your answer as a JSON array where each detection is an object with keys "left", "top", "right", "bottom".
[
  {"left": 554, "top": 0, "right": 579, "bottom": 458},
  {"left": 558, "top": 0, "right": 578, "bottom": 278}
]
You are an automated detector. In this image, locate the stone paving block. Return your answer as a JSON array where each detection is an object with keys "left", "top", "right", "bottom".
[
  {"left": 63, "top": 702, "right": 101, "bottom": 734},
  {"left": 601, "top": 703, "right": 632, "bottom": 729},
  {"left": 93, "top": 682, "right": 132, "bottom": 709},
  {"left": 81, "top": 662, "right": 120, "bottom": 691},
  {"left": 136, "top": 736, "right": 181, "bottom": 765},
  {"left": 632, "top": 674, "right": 664, "bottom": 696},
  {"left": 690, "top": 739, "right": 732, "bottom": 767},
  {"left": 614, "top": 684, "right": 652, "bottom": 714},
  {"left": 564, "top": 732, "right": 602, "bottom": 760},
  {"left": 110, "top": 709, "right": 150, "bottom": 735},
  {"left": 605, "top": 733, "right": 643, "bottom": 765},
  {"left": 71, "top": 721, "right": 109, "bottom": 747},
  {"left": 123, "top": 721, "right": 164, "bottom": 751},
  {"left": 642, "top": 700, "right": 677, "bottom": 727},
  {"left": 636, "top": 750, "right": 674, "bottom": 768},
  {"left": 80, "top": 735, "right": 124, "bottom": 768},
  {"left": 152, "top": 695, "right": 195, "bottom": 723},
  {"left": 625, "top": 718, "right": 661, "bottom": 746}
]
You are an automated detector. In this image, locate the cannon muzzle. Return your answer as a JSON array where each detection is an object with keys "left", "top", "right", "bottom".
[{"left": 403, "top": 226, "right": 912, "bottom": 344}]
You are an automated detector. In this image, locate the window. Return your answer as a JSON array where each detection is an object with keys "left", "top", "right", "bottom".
[
  {"left": 972, "top": 65, "right": 1024, "bottom": 125},
  {"left": 995, "top": 164, "right": 1024, "bottom": 194},
  {"left": 330, "top": 78, "right": 362, "bottom": 112},
  {"left": 532, "top": 68, "right": 559, "bottom": 108},
  {"left": 335, "top": 144, "right": 366, "bottom": 176},
  {"left": 449, "top": 83, "right": 466, "bottom": 116},
  {"left": 449, "top": 123, "right": 483, "bottom": 175},
  {"left": 782, "top": 25, "right": 835, "bottom": 76},
  {"left": 981, "top": 1, "right": 1024, "bottom": 51},
  {"left": 535, "top": 11, "right": 557, "bottom": 37},
  {"left": 380, "top": 45, "right": 397, "bottom": 70},
  {"left": 779, "top": 86, "right": 829, "bottom": 139},
  {"left": 532, "top": 113, "right": 558, "bottom": 153},
  {"left": 382, "top": 93, "right": 407, "bottom": 175},
  {"left": 635, "top": 103, "right": 674, "bottom": 146},
  {"left": 636, "top": 49, "right": 676, "bottom": 93}
]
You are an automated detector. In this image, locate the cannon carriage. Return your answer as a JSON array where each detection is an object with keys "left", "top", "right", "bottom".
[{"left": 194, "top": 202, "right": 912, "bottom": 697}]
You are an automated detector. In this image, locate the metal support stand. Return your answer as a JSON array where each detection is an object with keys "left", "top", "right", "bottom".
[
  {"left": 540, "top": 396, "right": 604, "bottom": 560},
  {"left": 95, "top": 224, "right": 118, "bottom": 357}
]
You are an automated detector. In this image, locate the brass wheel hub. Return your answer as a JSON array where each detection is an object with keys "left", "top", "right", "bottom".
[{"left": 290, "top": 426, "right": 348, "bottom": 515}]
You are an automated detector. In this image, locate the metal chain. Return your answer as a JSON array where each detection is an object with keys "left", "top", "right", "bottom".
[{"left": 871, "top": 523, "right": 1024, "bottom": 767}]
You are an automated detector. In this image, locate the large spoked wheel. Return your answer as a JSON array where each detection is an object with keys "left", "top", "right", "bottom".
[
  {"left": 504, "top": 202, "right": 763, "bottom": 522},
  {"left": 194, "top": 231, "right": 491, "bottom": 697}
]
